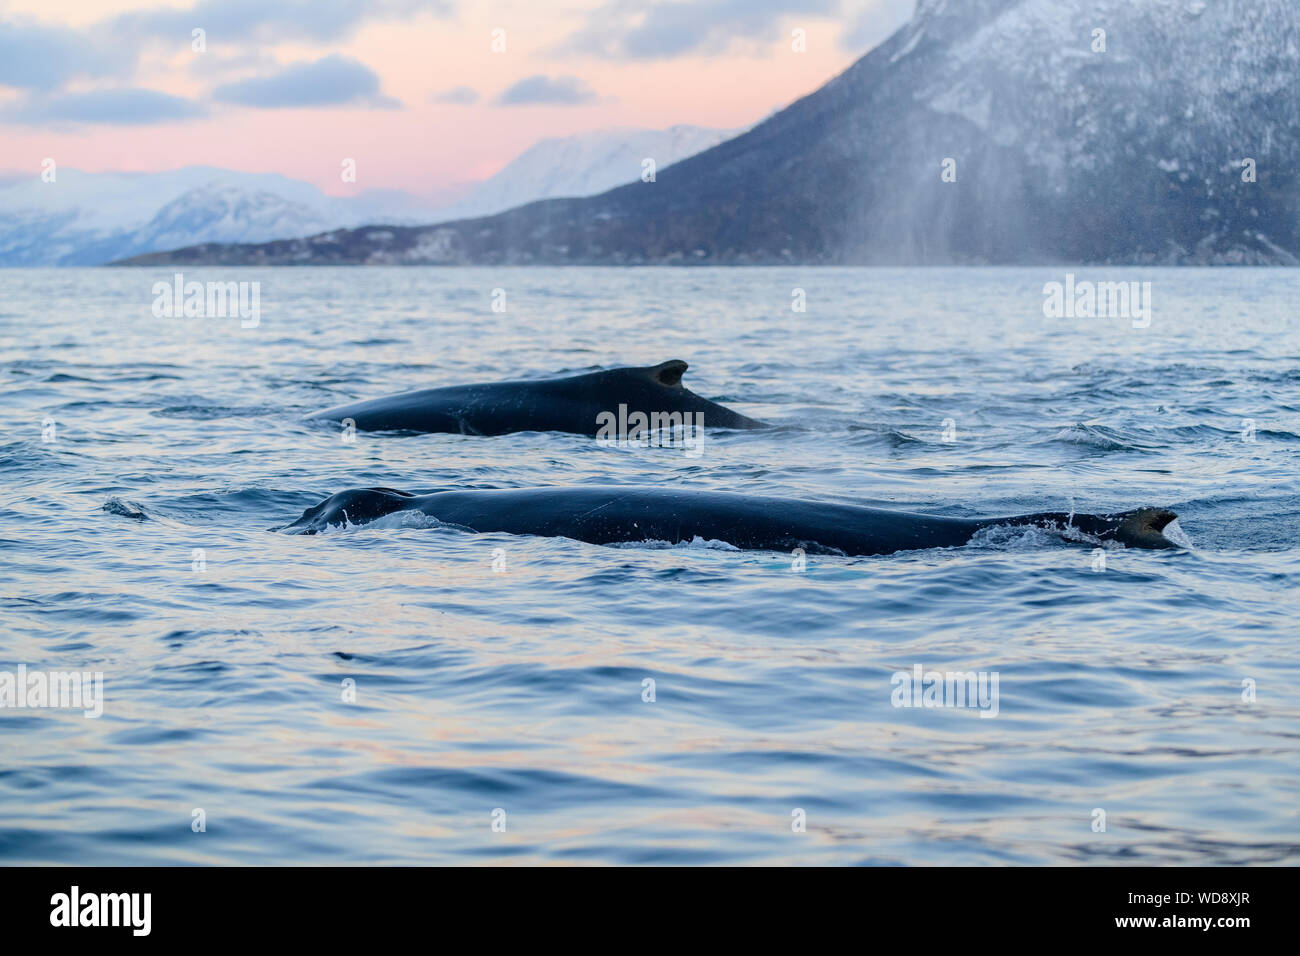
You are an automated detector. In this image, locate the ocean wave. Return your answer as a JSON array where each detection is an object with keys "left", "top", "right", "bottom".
[
  {"left": 101, "top": 497, "right": 150, "bottom": 520},
  {"left": 1050, "top": 423, "right": 1153, "bottom": 452},
  {"left": 844, "top": 425, "right": 927, "bottom": 447},
  {"left": 150, "top": 403, "right": 284, "bottom": 420}
]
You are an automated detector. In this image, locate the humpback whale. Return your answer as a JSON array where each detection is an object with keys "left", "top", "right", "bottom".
[
  {"left": 305, "top": 360, "right": 764, "bottom": 435},
  {"left": 279, "top": 485, "right": 1181, "bottom": 555}
]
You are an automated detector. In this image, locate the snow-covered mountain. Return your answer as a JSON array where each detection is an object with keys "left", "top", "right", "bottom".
[
  {"left": 439, "top": 125, "right": 740, "bottom": 220},
  {"left": 128, "top": 0, "right": 1300, "bottom": 266},
  {"left": 0, "top": 167, "right": 436, "bottom": 266},
  {"left": 1, "top": 125, "right": 735, "bottom": 266}
]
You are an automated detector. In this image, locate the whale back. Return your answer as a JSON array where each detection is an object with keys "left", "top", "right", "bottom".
[
  {"left": 307, "top": 359, "right": 765, "bottom": 434},
  {"left": 283, "top": 485, "right": 1182, "bottom": 554}
]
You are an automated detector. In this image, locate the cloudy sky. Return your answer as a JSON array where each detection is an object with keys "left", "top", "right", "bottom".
[{"left": 1, "top": 0, "right": 916, "bottom": 198}]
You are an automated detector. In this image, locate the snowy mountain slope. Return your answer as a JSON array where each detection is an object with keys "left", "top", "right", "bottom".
[
  {"left": 1, "top": 125, "right": 733, "bottom": 266},
  {"left": 440, "top": 125, "right": 740, "bottom": 219},
  {"left": 126, "top": 0, "right": 1300, "bottom": 266},
  {"left": 0, "top": 167, "right": 433, "bottom": 266}
]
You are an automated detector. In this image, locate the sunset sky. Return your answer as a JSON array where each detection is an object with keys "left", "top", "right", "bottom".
[{"left": 0, "top": 0, "right": 916, "bottom": 199}]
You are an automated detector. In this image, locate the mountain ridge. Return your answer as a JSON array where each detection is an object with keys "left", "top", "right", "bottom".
[
  {"left": 0, "top": 125, "right": 732, "bottom": 266},
  {"left": 117, "top": 0, "right": 1300, "bottom": 267}
]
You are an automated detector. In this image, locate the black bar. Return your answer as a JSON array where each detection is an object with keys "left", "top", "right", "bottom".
[{"left": 0, "top": 866, "right": 1273, "bottom": 941}]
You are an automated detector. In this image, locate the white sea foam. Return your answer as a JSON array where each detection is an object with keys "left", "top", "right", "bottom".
[
  {"left": 968, "top": 521, "right": 1115, "bottom": 550},
  {"left": 1161, "top": 518, "right": 1195, "bottom": 550},
  {"left": 607, "top": 536, "right": 741, "bottom": 552}
]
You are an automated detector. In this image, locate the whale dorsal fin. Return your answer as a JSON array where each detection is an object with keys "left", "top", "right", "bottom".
[
  {"left": 649, "top": 359, "right": 688, "bottom": 387},
  {"left": 1112, "top": 507, "right": 1179, "bottom": 549}
]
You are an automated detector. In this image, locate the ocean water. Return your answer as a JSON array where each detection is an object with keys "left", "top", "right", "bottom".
[{"left": 2, "top": 266, "right": 1297, "bottom": 865}]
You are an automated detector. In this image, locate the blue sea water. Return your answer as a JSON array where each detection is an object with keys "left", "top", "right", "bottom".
[{"left": 1, "top": 266, "right": 1297, "bottom": 865}]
